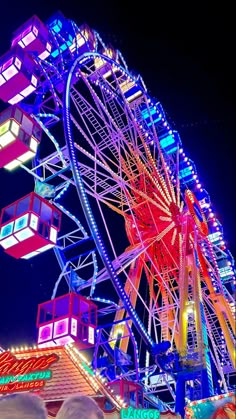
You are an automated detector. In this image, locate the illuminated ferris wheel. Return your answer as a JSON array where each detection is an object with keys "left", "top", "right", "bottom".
[{"left": 0, "top": 11, "right": 235, "bottom": 416}]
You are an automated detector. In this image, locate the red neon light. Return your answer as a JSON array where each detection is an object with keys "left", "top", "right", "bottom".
[
  {"left": 0, "top": 351, "right": 59, "bottom": 375},
  {"left": 0, "top": 380, "right": 45, "bottom": 394}
]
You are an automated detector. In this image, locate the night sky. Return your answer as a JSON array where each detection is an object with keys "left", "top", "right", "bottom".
[{"left": 0, "top": 1, "right": 234, "bottom": 349}]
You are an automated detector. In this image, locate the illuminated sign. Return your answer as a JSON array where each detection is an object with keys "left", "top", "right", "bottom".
[
  {"left": 121, "top": 407, "right": 160, "bottom": 419},
  {"left": 185, "top": 392, "right": 236, "bottom": 418},
  {"left": 0, "top": 351, "right": 59, "bottom": 393}
]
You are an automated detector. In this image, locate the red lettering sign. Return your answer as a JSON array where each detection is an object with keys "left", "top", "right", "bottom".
[
  {"left": 0, "top": 352, "right": 59, "bottom": 376},
  {"left": 0, "top": 380, "right": 45, "bottom": 393}
]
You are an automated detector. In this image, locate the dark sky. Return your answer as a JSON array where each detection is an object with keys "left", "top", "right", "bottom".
[{"left": 0, "top": 0, "right": 235, "bottom": 349}]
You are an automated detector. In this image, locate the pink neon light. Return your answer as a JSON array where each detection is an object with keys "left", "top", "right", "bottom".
[
  {"left": 38, "top": 50, "right": 50, "bottom": 60},
  {"left": 14, "top": 57, "right": 22, "bottom": 70},
  {"left": 32, "top": 26, "right": 38, "bottom": 36},
  {"left": 53, "top": 318, "right": 69, "bottom": 338},
  {"left": 20, "top": 84, "right": 36, "bottom": 98},
  {"left": 56, "top": 336, "right": 74, "bottom": 345},
  {"left": 22, "top": 32, "right": 36, "bottom": 47},
  {"left": 21, "top": 26, "right": 32, "bottom": 38},
  {"left": 0, "top": 75, "right": 5, "bottom": 86},
  {"left": 31, "top": 75, "right": 37, "bottom": 86},
  {"left": 2, "top": 64, "right": 18, "bottom": 81},
  {"left": 11, "top": 34, "right": 22, "bottom": 46},
  {"left": 8, "top": 94, "right": 24, "bottom": 105},
  {"left": 38, "top": 323, "right": 53, "bottom": 343},
  {"left": 2, "top": 58, "right": 14, "bottom": 72}
]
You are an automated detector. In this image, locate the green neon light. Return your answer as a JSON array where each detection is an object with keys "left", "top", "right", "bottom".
[
  {"left": 81, "top": 361, "right": 95, "bottom": 376},
  {"left": 121, "top": 406, "right": 160, "bottom": 419},
  {"left": 0, "top": 370, "right": 51, "bottom": 385}
]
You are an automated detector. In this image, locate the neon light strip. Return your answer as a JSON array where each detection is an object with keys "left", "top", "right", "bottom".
[{"left": 63, "top": 56, "right": 154, "bottom": 347}]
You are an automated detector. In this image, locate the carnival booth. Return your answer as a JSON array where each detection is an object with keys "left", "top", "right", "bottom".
[
  {"left": 0, "top": 343, "right": 182, "bottom": 418},
  {"left": 0, "top": 344, "right": 123, "bottom": 417}
]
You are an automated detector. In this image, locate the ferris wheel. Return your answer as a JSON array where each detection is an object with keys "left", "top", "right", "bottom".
[{"left": 0, "top": 11, "right": 235, "bottom": 417}]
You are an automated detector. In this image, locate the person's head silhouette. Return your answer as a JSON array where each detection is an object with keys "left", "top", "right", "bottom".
[
  {"left": 56, "top": 394, "right": 104, "bottom": 419},
  {"left": 0, "top": 392, "right": 47, "bottom": 419}
]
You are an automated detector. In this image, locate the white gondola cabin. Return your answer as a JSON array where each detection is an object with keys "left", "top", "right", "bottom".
[{"left": 0, "top": 192, "right": 61, "bottom": 259}]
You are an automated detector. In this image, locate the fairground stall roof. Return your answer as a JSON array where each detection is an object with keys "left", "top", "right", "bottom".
[
  {"left": 0, "top": 343, "right": 181, "bottom": 418},
  {"left": 0, "top": 343, "right": 126, "bottom": 416}
]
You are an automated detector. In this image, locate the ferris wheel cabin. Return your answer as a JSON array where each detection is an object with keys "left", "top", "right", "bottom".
[
  {"left": 0, "top": 191, "right": 61, "bottom": 259},
  {"left": 11, "top": 15, "right": 52, "bottom": 61},
  {"left": 0, "top": 45, "right": 38, "bottom": 104},
  {"left": 69, "top": 23, "right": 96, "bottom": 55},
  {"left": 36, "top": 292, "right": 97, "bottom": 349},
  {"left": 0, "top": 105, "right": 42, "bottom": 170}
]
